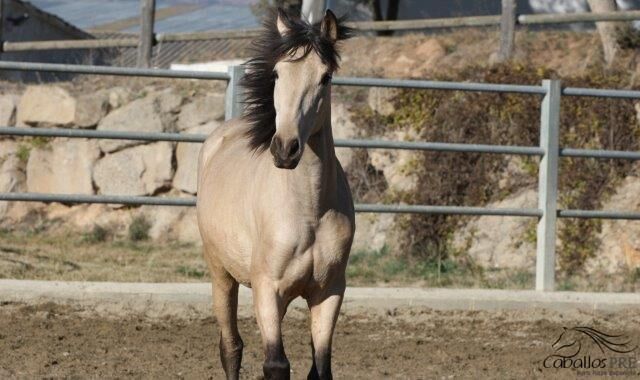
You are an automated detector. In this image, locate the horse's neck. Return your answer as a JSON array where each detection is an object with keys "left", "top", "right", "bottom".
[
  {"left": 307, "top": 106, "right": 335, "bottom": 166},
  {"left": 295, "top": 106, "right": 337, "bottom": 213}
]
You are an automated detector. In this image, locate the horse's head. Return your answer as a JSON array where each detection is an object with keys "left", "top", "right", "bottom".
[
  {"left": 242, "top": 8, "right": 351, "bottom": 169},
  {"left": 270, "top": 9, "right": 340, "bottom": 169}
]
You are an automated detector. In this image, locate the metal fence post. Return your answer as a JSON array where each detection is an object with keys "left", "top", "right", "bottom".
[
  {"left": 225, "top": 65, "right": 244, "bottom": 120},
  {"left": 0, "top": 0, "right": 4, "bottom": 54},
  {"left": 498, "top": 0, "right": 516, "bottom": 62},
  {"left": 137, "top": 0, "right": 156, "bottom": 68},
  {"left": 302, "top": 0, "right": 326, "bottom": 23},
  {"left": 536, "top": 79, "right": 561, "bottom": 291}
]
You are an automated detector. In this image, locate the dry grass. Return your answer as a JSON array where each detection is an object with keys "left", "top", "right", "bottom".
[
  {"left": 1, "top": 228, "right": 637, "bottom": 292},
  {"left": 4, "top": 28, "right": 637, "bottom": 95},
  {"left": 346, "top": 246, "right": 640, "bottom": 292},
  {"left": 340, "top": 28, "right": 640, "bottom": 79},
  {"left": 0, "top": 228, "right": 208, "bottom": 282}
]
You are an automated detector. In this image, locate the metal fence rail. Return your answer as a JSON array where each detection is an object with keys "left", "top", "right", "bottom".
[
  {"left": 2, "top": 39, "right": 139, "bottom": 52},
  {"left": 518, "top": 10, "right": 640, "bottom": 24},
  {"left": 8, "top": 125, "right": 640, "bottom": 159},
  {"left": 6, "top": 60, "right": 640, "bottom": 99},
  {"left": 7, "top": 126, "right": 640, "bottom": 160},
  {"left": 333, "top": 77, "right": 546, "bottom": 94},
  {"left": 3, "top": 193, "right": 639, "bottom": 220},
  {"left": 3, "top": 8, "right": 640, "bottom": 57},
  {"left": 0, "top": 193, "right": 544, "bottom": 217},
  {"left": 562, "top": 87, "right": 640, "bottom": 99},
  {"left": 0, "top": 61, "right": 229, "bottom": 80},
  {"left": 2, "top": 62, "right": 640, "bottom": 291},
  {"left": 0, "top": 126, "right": 546, "bottom": 156},
  {"left": 0, "top": 193, "right": 196, "bottom": 207}
]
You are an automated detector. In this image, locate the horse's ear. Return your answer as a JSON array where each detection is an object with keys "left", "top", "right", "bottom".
[
  {"left": 321, "top": 9, "right": 338, "bottom": 43},
  {"left": 276, "top": 8, "right": 291, "bottom": 37}
]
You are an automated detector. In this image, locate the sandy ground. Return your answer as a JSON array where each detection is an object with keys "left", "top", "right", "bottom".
[{"left": 1, "top": 302, "right": 639, "bottom": 379}]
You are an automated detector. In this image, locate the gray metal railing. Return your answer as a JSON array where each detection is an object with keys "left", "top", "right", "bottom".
[
  {"left": 0, "top": 61, "right": 230, "bottom": 80},
  {"left": 2, "top": 61, "right": 640, "bottom": 291},
  {"left": 3, "top": 5, "right": 640, "bottom": 65}
]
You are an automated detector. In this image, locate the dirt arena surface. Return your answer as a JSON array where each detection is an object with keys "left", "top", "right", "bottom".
[{"left": 1, "top": 302, "right": 639, "bottom": 379}]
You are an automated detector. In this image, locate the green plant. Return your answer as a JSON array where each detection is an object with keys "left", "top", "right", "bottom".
[
  {"left": 176, "top": 265, "right": 206, "bottom": 278},
  {"left": 346, "top": 245, "right": 480, "bottom": 285},
  {"left": 82, "top": 224, "right": 109, "bottom": 244},
  {"left": 557, "top": 278, "right": 576, "bottom": 291},
  {"left": 128, "top": 215, "right": 151, "bottom": 242},
  {"left": 617, "top": 26, "right": 640, "bottom": 50},
  {"left": 350, "top": 63, "right": 640, "bottom": 275},
  {"left": 16, "top": 144, "right": 30, "bottom": 164},
  {"left": 444, "top": 43, "right": 457, "bottom": 54},
  {"left": 506, "top": 270, "right": 534, "bottom": 288},
  {"left": 29, "top": 136, "right": 50, "bottom": 149},
  {"left": 629, "top": 268, "right": 640, "bottom": 283}
]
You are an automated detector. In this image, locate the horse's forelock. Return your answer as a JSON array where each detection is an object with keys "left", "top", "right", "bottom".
[{"left": 240, "top": 9, "right": 351, "bottom": 151}]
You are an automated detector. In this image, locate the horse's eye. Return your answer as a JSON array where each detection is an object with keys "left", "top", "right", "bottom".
[
  {"left": 272, "top": 71, "right": 279, "bottom": 81},
  {"left": 320, "top": 73, "right": 332, "bottom": 86}
]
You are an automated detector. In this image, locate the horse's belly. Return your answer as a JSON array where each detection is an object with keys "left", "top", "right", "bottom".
[
  {"left": 198, "top": 133, "right": 267, "bottom": 285},
  {"left": 198, "top": 178, "right": 254, "bottom": 286},
  {"left": 201, "top": 220, "right": 253, "bottom": 285},
  {"left": 220, "top": 250, "right": 252, "bottom": 286}
]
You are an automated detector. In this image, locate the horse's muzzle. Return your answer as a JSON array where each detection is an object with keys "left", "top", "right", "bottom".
[{"left": 270, "top": 136, "right": 302, "bottom": 169}]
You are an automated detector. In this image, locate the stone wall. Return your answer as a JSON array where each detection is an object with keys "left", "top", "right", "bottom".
[
  {"left": 0, "top": 85, "right": 225, "bottom": 244},
  {"left": 0, "top": 84, "right": 377, "bottom": 250},
  {"left": 1, "top": 84, "right": 639, "bottom": 276}
]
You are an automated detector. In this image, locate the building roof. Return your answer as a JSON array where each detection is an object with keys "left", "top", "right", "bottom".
[
  {"left": 28, "top": 0, "right": 260, "bottom": 34},
  {"left": 11, "top": 0, "right": 94, "bottom": 39}
]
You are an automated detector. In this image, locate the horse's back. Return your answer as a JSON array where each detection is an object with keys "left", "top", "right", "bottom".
[{"left": 198, "top": 118, "right": 247, "bottom": 182}]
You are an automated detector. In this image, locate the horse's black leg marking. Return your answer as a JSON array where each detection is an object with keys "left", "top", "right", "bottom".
[
  {"left": 219, "top": 334, "right": 243, "bottom": 380},
  {"left": 308, "top": 340, "right": 320, "bottom": 380},
  {"left": 307, "top": 342, "right": 332, "bottom": 380},
  {"left": 264, "top": 342, "right": 290, "bottom": 380}
]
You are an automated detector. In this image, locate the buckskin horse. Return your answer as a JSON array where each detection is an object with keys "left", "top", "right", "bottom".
[{"left": 197, "top": 8, "right": 354, "bottom": 380}]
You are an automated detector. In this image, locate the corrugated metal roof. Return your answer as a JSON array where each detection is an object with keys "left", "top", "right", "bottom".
[
  {"left": 143, "top": 4, "right": 257, "bottom": 33},
  {"left": 28, "top": 0, "right": 145, "bottom": 30},
  {"left": 28, "top": 0, "right": 260, "bottom": 33},
  {"left": 4, "top": 0, "right": 253, "bottom": 70}
]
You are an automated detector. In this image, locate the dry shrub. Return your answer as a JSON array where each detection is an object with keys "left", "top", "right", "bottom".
[
  {"left": 349, "top": 63, "right": 640, "bottom": 274},
  {"left": 129, "top": 215, "right": 151, "bottom": 242},
  {"left": 346, "top": 148, "right": 388, "bottom": 203},
  {"left": 557, "top": 70, "right": 639, "bottom": 274}
]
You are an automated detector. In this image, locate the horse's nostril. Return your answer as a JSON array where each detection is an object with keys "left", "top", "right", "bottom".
[
  {"left": 288, "top": 140, "right": 300, "bottom": 158},
  {"left": 270, "top": 136, "right": 282, "bottom": 156}
]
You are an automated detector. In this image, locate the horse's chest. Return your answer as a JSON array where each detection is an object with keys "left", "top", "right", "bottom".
[
  {"left": 309, "top": 211, "right": 354, "bottom": 282},
  {"left": 259, "top": 210, "right": 353, "bottom": 291}
]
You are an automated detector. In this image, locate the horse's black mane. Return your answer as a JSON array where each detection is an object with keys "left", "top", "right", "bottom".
[{"left": 241, "top": 9, "right": 351, "bottom": 151}]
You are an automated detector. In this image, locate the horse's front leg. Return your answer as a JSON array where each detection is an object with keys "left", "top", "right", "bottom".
[
  {"left": 306, "top": 277, "right": 345, "bottom": 380},
  {"left": 253, "top": 277, "right": 290, "bottom": 380},
  {"left": 208, "top": 262, "right": 243, "bottom": 380}
]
